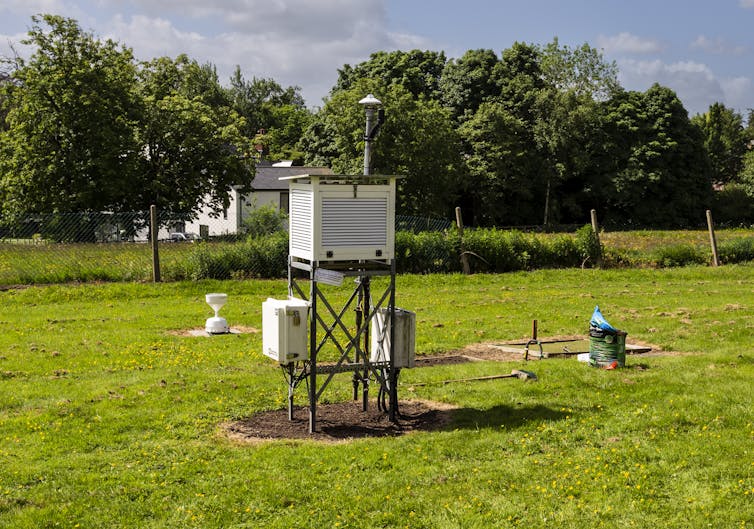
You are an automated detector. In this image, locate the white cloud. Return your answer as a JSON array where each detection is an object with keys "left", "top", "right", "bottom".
[
  {"left": 0, "top": 31, "right": 33, "bottom": 63},
  {"left": 740, "top": 0, "right": 754, "bottom": 8},
  {"left": 596, "top": 32, "right": 663, "bottom": 54},
  {"left": 691, "top": 35, "right": 746, "bottom": 55},
  {"left": 721, "top": 76, "right": 753, "bottom": 110},
  {"left": 618, "top": 58, "right": 730, "bottom": 115},
  {"left": 103, "top": 3, "right": 417, "bottom": 107},
  {"left": 0, "top": 0, "right": 67, "bottom": 14},
  {"left": 1, "top": 1, "right": 425, "bottom": 107}
]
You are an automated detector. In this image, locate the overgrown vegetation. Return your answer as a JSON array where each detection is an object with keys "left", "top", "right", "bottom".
[
  {"left": 0, "top": 268, "right": 752, "bottom": 528},
  {"left": 2, "top": 228, "right": 754, "bottom": 286}
]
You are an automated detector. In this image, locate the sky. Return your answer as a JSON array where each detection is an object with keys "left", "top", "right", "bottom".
[{"left": 1, "top": 0, "right": 753, "bottom": 117}]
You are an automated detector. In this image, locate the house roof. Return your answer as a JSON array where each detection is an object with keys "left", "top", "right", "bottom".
[{"left": 250, "top": 166, "right": 333, "bottom": 191}]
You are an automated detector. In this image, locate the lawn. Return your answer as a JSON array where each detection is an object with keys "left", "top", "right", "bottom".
[{"left": 1, "top": 267, "right": 753, "bottom": 528}]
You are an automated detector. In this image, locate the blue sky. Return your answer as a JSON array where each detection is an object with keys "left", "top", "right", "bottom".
[{"left": 1, "top": 0, "right": 753, "bottom": 116}]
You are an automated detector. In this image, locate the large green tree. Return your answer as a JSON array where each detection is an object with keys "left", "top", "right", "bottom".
[
  {"left": 533, "top": 88, "right": 604, "bottom": 226},
  {"left": 0, "top": 14, "right": 140, "bottom": 219},
  {"left": 439, "top": 49, "right": 502, "bottom": 123},
  {"left": 600, "top": 84, "right": 713, "bottom": 226},
  {"left": 539, "top": 37, "right": 620, "bottom": 101},
  {"left": 135, "top": 55, "right": 253, "bottom": 217},
  {"left": 0, "top": 16, "right": 253, "bottom": 225},
  {"left": 228, "top": 67, "right": 311, "bottom": 163},
  {"left": 458, "top": 101, "right": 544, "bottom": 225},
  {"left": 691, "top": 103, "right": 748, "bottom": 187},
  {"left": 456, "top": 41, "right": 613, "bottom": 227}
]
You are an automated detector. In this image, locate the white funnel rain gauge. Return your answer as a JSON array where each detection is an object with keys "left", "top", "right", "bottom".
[{"left": 205, "top": 293, "right": 230, "bottom": 334}]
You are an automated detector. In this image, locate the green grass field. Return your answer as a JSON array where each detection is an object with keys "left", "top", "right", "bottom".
[{"left": 1, "top": 267, "right": 753, "bottom": 528}]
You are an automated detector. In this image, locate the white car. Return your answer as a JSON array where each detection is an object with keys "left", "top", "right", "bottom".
[{"left": 169, "top": 232, "right": 201, "bottom": 242}]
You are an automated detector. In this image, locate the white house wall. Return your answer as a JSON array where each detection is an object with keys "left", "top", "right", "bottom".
[
  {"left": 184, "top": 189, "right": 241, "bottom": 237},
  {"left": 183, "top": 189, "right": 284, "bottom": 237},
  {"left": 242, "top": 191, "right": 280, "bottom": 220}
]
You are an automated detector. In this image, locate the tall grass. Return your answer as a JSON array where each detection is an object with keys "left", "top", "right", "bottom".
[{"left": 1, "top": 228, "right": 754, "bottom": 286}]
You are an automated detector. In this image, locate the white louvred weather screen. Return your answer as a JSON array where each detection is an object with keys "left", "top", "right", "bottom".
[
  {"left": 289, "top": 188, "right": 312, "bottom": 255},
  {"left": 321, "top": 197, "right": 387, "bottom": 246}
]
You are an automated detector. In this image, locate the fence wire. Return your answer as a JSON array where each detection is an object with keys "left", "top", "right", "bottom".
[{"left": 0, "top": 211, "right": 456, "bottom": 286}]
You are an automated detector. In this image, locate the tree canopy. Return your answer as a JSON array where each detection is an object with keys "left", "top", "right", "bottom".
[
  {"left": 0, "top": 15, "right": 253, "bottom": 224},
  {"left": 0, "top": 15, "right": 141, "bottom": 218},
  {"left": 1, "top": 15, "right": 750, "bottom": 230}
]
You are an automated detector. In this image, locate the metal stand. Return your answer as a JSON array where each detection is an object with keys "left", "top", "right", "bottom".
[{"left": 284, "top": 257, "right": 399, "bottom": 433}]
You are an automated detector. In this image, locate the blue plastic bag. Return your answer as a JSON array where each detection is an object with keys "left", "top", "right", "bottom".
[{"left": 590, "top": 305, "right": 618, "bottom": 333}]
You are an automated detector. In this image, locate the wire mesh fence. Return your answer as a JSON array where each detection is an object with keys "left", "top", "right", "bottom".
[
  {"left": 0, "top": 211, "right": 457, "bottom": 286},
  {"left": 2, "top": 209, "right": 743, "bottom": 286}
]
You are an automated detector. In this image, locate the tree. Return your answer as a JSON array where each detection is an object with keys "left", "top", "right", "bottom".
[
  {"left": 135, "top": 55, "right": 253, "bottom": 218},
  {"left": 0, "top": 16, "right": 253, "bottom": 228},
  {"left": 439, "top": 49, "right": 501, "bottom": 123},
  {"left": 533, "top": 88, "right": 604, "bottom": 226},
  {"left": 459, "top": 101, "right": 544, "bottom": 225},
  {"left": 457, "top": 41, "right": 611, "bottom": 227},
  {"left": 0, "top": 14, "right": 141, "bottom": 220},
  {"left": 539, "top": 37, "right": 620, "bottom": 101},
  {"left": 691, "top": 103, "right": 747, "bottom": 187},
  {"left": 228, "top": 66, "right": 310, "bottom": 162},
  {"left": 333, "top": 50, "right": 447, "bottom": 100},
  {"left": 740, "top": 150, "right": 754, "bottom": 196},
  {"left": 600, "top": 84, "right": 713, "bottom": 227}
]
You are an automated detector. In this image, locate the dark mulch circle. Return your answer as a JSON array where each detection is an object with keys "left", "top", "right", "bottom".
[{"left": 224, "top": 400, "right": 456, "bottom": 443}]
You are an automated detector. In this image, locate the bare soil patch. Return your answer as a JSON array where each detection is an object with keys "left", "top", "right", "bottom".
[
  {"left": 168, "top": 326, "right": 259, "bottom": 337},
  {"left": 223, "top": 399, "right": 456, "bottom": 443}
]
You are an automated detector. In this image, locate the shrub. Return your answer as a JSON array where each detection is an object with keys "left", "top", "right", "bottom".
[
  {"left": 718, "top": 237, "right": 754, "bottom": 264},
  {"left": 185, "top": 232, "right": 289, "bottom": 280},
  {"left": 575, "top": 224, "right": 602, "bottom": 267},
  {"left": 464, "top": 229, "right": 511, "bottom": 272},
  {"left": 651, "top": 244, "right": 707, "bottom": 267},
  {"left": 713, "top": 184, "right": 754, "bottom": 225},
  {"left": 242, "top": 203, "right": 288, "bottom": 238},
  {"left": 543, "top": 234, "right": 582, "bottom": 268},
  {"left": 395, "top": 231, "right": 459, "bottom": 274}
]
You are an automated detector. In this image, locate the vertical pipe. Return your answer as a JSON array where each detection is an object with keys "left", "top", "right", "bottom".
[
  {"left": 364, "top": 107, "right": 374, "bottom": 176},
  {"left": 707, "top": 209, "right": 720, "bottom": 267},
  {"left": 150, "top": 205, "right": 161, "bottom": 283},
  {"left": 354, "top": 277, "right": 364, "bottom": 402},
  {"left": 287, "top": 363, "right": 295, "bottom": 421}
]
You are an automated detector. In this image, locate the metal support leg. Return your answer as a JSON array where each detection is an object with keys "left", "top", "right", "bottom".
[
  {"left": 361, "top": 276, "right": 371, "bottom": 412},
  {"left": 388, "top": 260, "right": 398, "bottom": 422},
  {"left": 287, "top": 364, "right": 295, "bottom": 421},
  {"left": 308, "top": 274, "right": 318, "bottom": 434}
]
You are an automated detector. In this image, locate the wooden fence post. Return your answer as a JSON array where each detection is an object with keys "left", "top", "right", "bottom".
[
  {"left": 456, "top": 206, "right": 471, "bottom": 275},
  {"left": 150, "top": 204, "right": 161, "bottom": 282},
  {"left": 706, "top": 209, "right": 720, "bottom": 267},
  {"left": 590, "top": 209, "right": 603, "bottom": 267}
]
